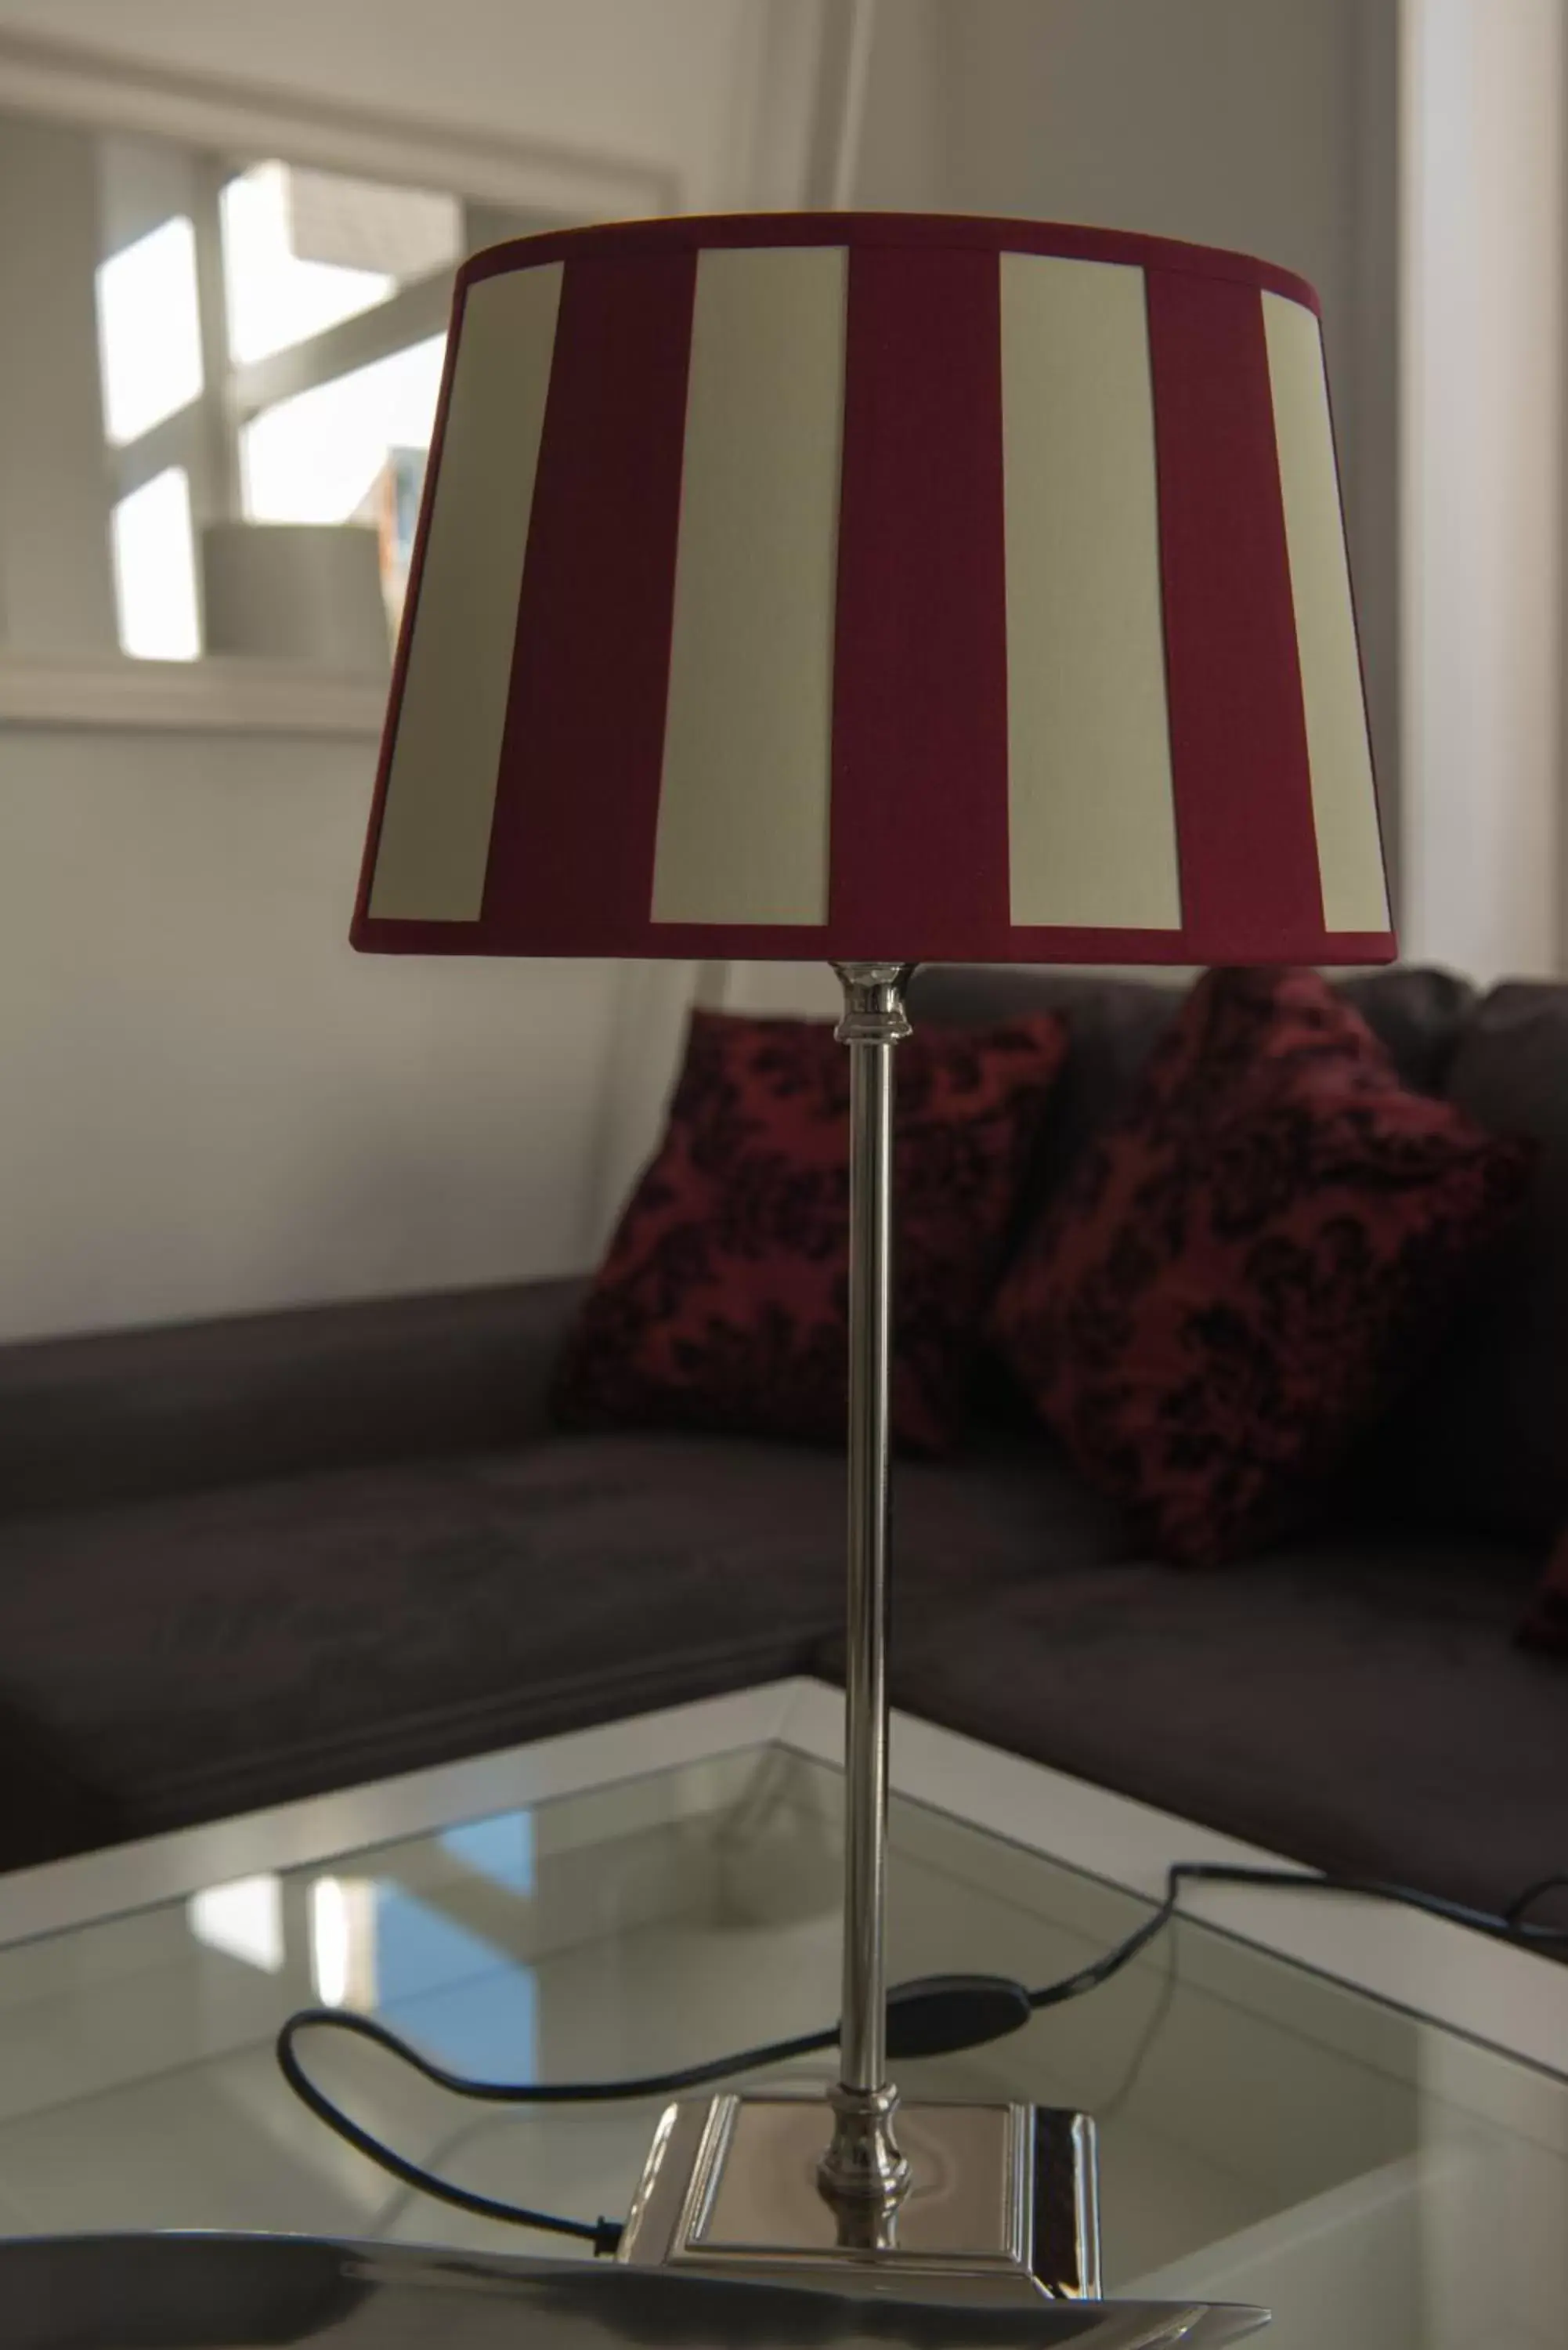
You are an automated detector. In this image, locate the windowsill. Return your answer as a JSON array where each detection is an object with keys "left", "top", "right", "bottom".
[{"left": 0, "top": 652, "right": 388, "bottom": 737}]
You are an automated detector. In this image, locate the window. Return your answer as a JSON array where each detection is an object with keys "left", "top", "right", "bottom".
[
  {"left": 94, "top": 146, "right": 473, "bottom": 664},
  {"left": 222, "top": 163, "right": 397, "bottom": 366}
]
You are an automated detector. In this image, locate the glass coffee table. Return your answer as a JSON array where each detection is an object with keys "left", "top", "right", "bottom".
[{"left": 0, "top": 1679, "right": 1563, "bottom": 2348}]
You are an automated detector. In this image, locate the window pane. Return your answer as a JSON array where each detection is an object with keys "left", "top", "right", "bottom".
[
  {"left": 287, "top": 164, "right": 461, "bottom": 281},
  {"left": 96, "top": 215, "right": 203, "bottom": 446},
  {"left": 241, "top": 334, "right": 445, "bottom": 526},
  {"left": 222, "top": 163, "right": 394, "bottom": 365},
  {"left": 221, "top": 161, "right": 459, "bottom": 366},
  {"left": 111, "top": 467, "right": 201, "bottom": 660}
]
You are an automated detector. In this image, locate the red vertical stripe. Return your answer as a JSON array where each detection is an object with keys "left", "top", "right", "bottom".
[
  {"left": 481, "top": 251, "right": 696, "bottom": 951},
  {"left": 1145, "top": 271, "right": 1323, "bottom": 956},
  {"left": 829, "top": 245, "right": 1011, "bottom": 959}
]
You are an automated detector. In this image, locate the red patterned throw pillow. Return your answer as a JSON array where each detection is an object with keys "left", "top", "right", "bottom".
[
  {"left": 991, "top": 967, "right": 1535, "bottom": 1567},
  {"left": 555, "top": 1007, "right": 1067, "bottom": 1453},
  {"left": 1519, "top": 1529, "right": 1568, "bottom": 1656}
]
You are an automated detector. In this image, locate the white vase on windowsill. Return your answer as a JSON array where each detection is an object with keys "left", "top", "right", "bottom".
[{"left": 200, "top": 521, "right": 391, "bottom": 674}]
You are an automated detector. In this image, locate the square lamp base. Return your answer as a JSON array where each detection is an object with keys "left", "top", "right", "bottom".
[{"left": 617, "top": 2093, "right": 1100, "bottom": 2308}]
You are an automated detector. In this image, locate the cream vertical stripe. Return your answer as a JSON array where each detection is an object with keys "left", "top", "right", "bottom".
[
  {"left": 651, "top": 246, "right": 846, "bottom": 927},
  {"left": 1000, "top": 253, "right": 1180, "bottom": 929},
  {"left": 1263, "top": 291, "right": 1389, "bottom": 932},
  {"left": 368, "top": 263, "right": 563, "bottom": 921}
]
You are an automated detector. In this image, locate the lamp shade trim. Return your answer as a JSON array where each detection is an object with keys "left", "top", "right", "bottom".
[
  {"left": 353, "top": 213, "right": 1393, "bottom": 969},
  {"left": 456, "top": 211, "right": 1324, "bottom": 314}
]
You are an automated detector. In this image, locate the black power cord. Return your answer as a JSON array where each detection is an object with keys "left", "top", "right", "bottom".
[
  {"left": 276, "top": 1858, "right": 1568, "bottom": 2254},
  {"left": 276, "top": 2008, "right": 627, "bottom": 2258}
]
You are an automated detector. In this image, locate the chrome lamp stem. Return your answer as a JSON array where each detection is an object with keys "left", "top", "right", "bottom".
[
  {"left": 615, "top": 958, "right": 1115, "bottom": 2315},
  {"left": 818, "top": 961, "right": 916, "bottom": 2218}
]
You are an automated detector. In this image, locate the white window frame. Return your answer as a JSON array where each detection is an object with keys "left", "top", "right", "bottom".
[
  {"left": 110, "top": 170, "right": 478, "bottom": 525},
  {"left": 0, "top": 21, "right": 679, "bottom": 739}
]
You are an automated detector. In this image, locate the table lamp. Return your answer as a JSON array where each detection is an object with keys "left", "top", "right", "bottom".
[{"left": 352, "top": 212, "right": 1392, "bottom": 2309}]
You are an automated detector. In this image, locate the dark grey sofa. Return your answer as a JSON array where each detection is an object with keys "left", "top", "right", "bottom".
[{"left": 2, "top": 966, "right": 1565, "bottom": 1923}]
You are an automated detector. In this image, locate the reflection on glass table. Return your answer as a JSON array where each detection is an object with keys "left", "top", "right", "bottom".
[{"left": 0, "top": 1744, "right": 1562, "bottom": 2350}]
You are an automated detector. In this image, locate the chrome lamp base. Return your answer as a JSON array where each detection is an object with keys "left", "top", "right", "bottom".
[{"left": 617, "top": 2091, "right": 1100, "bottom": 2307}]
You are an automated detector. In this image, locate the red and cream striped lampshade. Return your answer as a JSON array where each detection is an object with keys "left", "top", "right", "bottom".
[{"left": 352, "top": 213, "right": 1393, "bottom": 968}]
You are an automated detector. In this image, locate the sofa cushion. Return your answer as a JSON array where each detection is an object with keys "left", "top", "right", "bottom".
[
  {"left": 1336, "top": 966, "right": 1479, "bottom": 1097},
  {"left": 1412, "top": 984, "right": 1568, "bottom": 1544},
  {"left": 910, "top": 965, "right": 1476, "bottom": 1224},
  {"left": 990, "top": 969, "right": 1534, "bottom": 1565},
  {"left": 838, "top": 1531, "right": 1558, "bottom": 1919},
  {"left": 911, "top": 969, "right": 1183, "bottom": 1225},
  {"left": 555, "top": 1008, "right": 1066, "bottom": 1454},
  {"left": 0, "top": 1430, "right": 1127, "bottom": 1858}
]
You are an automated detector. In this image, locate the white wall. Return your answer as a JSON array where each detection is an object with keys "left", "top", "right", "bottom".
[
  {"left": 0, "top": 107, "right": 623, "bottom": 1347},
  {"left": 853, "top": 0, "right": 945, "bottom": 211},
  {"left": 0, "top": 4, "right": 799, "bottom": 1342},
  {"left": 0, "top": 725, "right": 621, "bottom": 1343},
  {"left": 0, "top": 115, "right": 117, "bottom": 657},
  {"left": 1400, "top": 0, "right": 1566, "bottom": 982}
]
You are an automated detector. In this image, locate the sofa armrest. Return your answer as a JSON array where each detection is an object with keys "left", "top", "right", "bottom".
[{"left": 0, "top": 1276, "right": 588, "bottom": 1521}]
